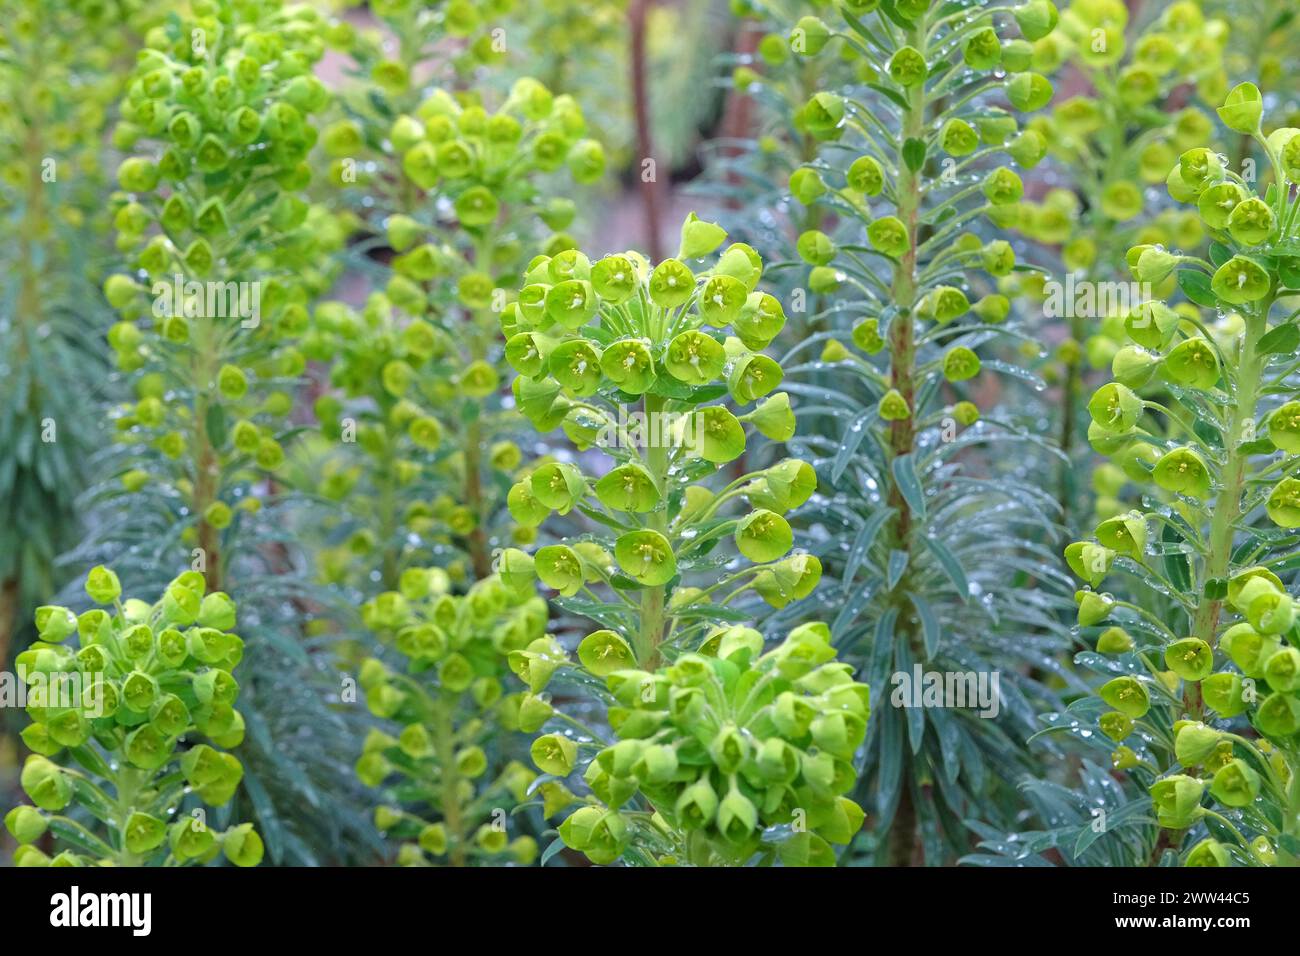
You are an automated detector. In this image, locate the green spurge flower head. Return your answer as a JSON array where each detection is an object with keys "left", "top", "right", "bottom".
[
  {"left": 8, "top": 569, "right": 260, "bottom": 866},
  {"left": 545, "top": 624, "right": 869, "bottom": 866},
  {"left": 357, "top": 570, "right": 546, "bottom": 866}
]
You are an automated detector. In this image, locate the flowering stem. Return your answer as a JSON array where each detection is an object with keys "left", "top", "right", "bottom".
[
  {"left": 636, "top": 392, "right": 670, "bottom": 669},
  {"left": 882, "top": 17, "right": 927, "bottom": 870},
  {"left": 1191, "top": 307, "right": 1268, "bottom": 649},
  {"left": 433, "top": 693, "right": 467, "bottom": 867}
]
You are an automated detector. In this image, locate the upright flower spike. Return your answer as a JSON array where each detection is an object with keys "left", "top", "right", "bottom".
[
  {"left": 6, "top": 571, "right": 260, "bottom": 865},
  {"left": 766, "top": 0, "right": 1073, "bottom": 865},
  {"left": 1068, "top": 95, "right": 1300, "bottom": 866},
  {"left": 82, "top": 0, "right": 403, "bottom": 867},
  {"left": 356, "top": 572, "right": 545, "bottom": 866},
  {"left": 499, "top": 216, "right": 863, "bottom": 865},
  {"left": 102, "top": 1, "right": 342, "bottom": 593}
]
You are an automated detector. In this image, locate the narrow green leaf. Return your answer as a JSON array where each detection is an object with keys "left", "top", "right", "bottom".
[
  {"left": 923, "top": 534, "right": 969, "bottom": 602},
  {"left": 890, "top": 453, "right": 926, "bottom": 520}
]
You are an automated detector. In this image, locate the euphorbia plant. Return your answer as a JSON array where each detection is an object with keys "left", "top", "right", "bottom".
[
  {"left": 100, "top": 0, "right": 341, "bottom": 592},
  {"left": 89, "top": 0, "right": 381, "bottom": 866},
  {"left": 5, "top": 567, "right": 261, "bottom": 867},
  {"left": 498, "top": 215, "right": 871, "bottom": 866},
  {"left": 355, "top": 568, "right": 545, "bottom": 866},
  {"left": 772, "top": 0, "right": 1074, "bottom": 864},
  {"left": 1067, "top": 86, "right": 1300, "bottom": 865}
]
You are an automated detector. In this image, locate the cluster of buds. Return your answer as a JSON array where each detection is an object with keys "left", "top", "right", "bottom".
[
  {"left": 306, "top": 76, "right": 605, "bottom": 588},
  {"left": 1012, "top": 2, "right": 1227, "bottom": 408},
  {"left": 493, "top": 215, "right": 867, "bottom": 864},
  {"left": 99, "top": 0, "right": 347, "bottom": 565},
  {"left": 529, "top": 623, "right": 870, "bottom": 865},
  {"left": 6, "top": 568, "right": 261, "bottom": 866},
  {"left": 345, "top": 0, "right": 519, "bottom": 79},
  {"left": 1069, "top": 93, "right": 1300, "bottom": 864},
  {"left": 500, "top": 215, "right": 823, "bottom": 628},
  {"left": 354, "top": 567, "right": 547, "bottom": 865}
]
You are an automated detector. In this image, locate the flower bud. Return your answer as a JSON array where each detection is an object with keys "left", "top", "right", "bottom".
[
  {"left": 1068, "top": 577, "right": 1115, "bottom": 625},
  {"left": 940, "top": 118, "right": 978, "bottom": 156},
  {"left": 1111, "top": 346, "right": 1158, "bottom": 388},
  {"left": 1152, "top": 447, "right": 1211, "bottom": 500},
  {"left": 1111, "top": 746, "right": 1139, "bottom": 770},
  {"left": 942, "top": 346, "right": 980, "bottom": 382},
  {"left": 1087, "top": 382, "right": 1141, "bottom": 433},
  {"left": 594, "top": 463, "right": 659, "bottom": 514},
  {"left": 888, "top": 46, "right": 927, "bottom": 87},
  {"left": 789, "top": 16, "right": 831, "bottom": 56},
  {"left": 678, "top": 212, "right": 727, "bottom": 259},
  {"left": 222, "top": 823, "right": 264, "bottom": 867},
  {"left": 1174, "top": 722, "right": 1220, "bottom": 766},
  {"left": 973, "top": 294, "right": 1010, "bottom": 323},
  {"left": 665, "top": 330, "right": 726, "bottom": 385},
  {"left": 981, "top": 167, "right": 1023, "bottom": 205},
  {"left": 614, "top": 530, "right": 677, "bottom": 586},
  {"left": 1006, "top": 72, "right": 1053, "bottom": 112},
  {"left": 1015, "top": 1, "right": 1059, "bottom": 40},
  {"left": 1263, "top": 646, "right": 1300, "bottom": 692},
  {"left": 1164, "top": 638, "right": 1213, "bottom": 682},
  {"left": 20, "top": 756, "right": 72, "bottom": 811},
  {"left": 788, "top": 167, "right": 827, "bottom": 206},
  {"left": 748, "top": 393, "right": 796, "bottom": 441},
  {"left": 35, "top": 605, "right": 76, "bottom": 642},
  {"left": 1150, "top": 774, "right": 1204, "bottom": 828},
  {"left": 1185, "top": 839, "right": 1228, "bottom": 867},
  {"left": 1099, "top": 711, "right": 1133, "bottom": 742},
  {"left": 1202, "top": 672, "right": 1247, "bottom": 717},
  {"left": 5, "top": 805, "right": 47, "bottom": 844},
  {"left": 878, "top": 389, "right": 910, "bottom": 421},
  {"left": 867, "top": 216, "right": 908, "bottom": 257},
  {"left": 1217, "top": 81, "right": 1262, "bottom": 133},
  {"left": 1096, "top": 626, "right": 1134, "bottom": 654},
  {"left": 1162, "top": 338, "right": 1219, "bottom": 390},
  {"left": 1267, "top": 478, "right": 1300, "bottom": 530},
  {"left": 1211, "top": 256, "right": 1271, "bottom": 305},
  {"left": 531, "top": 733, "right": 578, "bottom": 776},
  {"left": 649, "top": 259, "right": 695, "bottom": 308}
]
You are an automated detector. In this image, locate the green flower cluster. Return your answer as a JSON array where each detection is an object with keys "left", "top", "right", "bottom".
[
  {"left": 501, "top": 215, "right": 819, "bottom": 645},
  {"left": 1003, "top": 1, "right": 1228, "bottom": 521},
  {"left": 5, "top": 567, "right": 261, "bottom": 867},
  {"left": 534, "top": 623, "right": 870, "bottom": 866},
  {"left": 1069, "top": 88, "right": 1300, "bottom": 865},
  {"left": 100, "top": 0, "right": 346, "bottom": 589},
  {"left": 343, "top": 0, "right": 518, "bottom": 79},
  {"left": 1013, "top": 0, "right": 1226, "bottom": 281},
  {"left": 307, "top": 75, "right": 604, "bottom": 589},
  {"left": 355, "top": 568, "right": 545, "bottom": 866}
]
